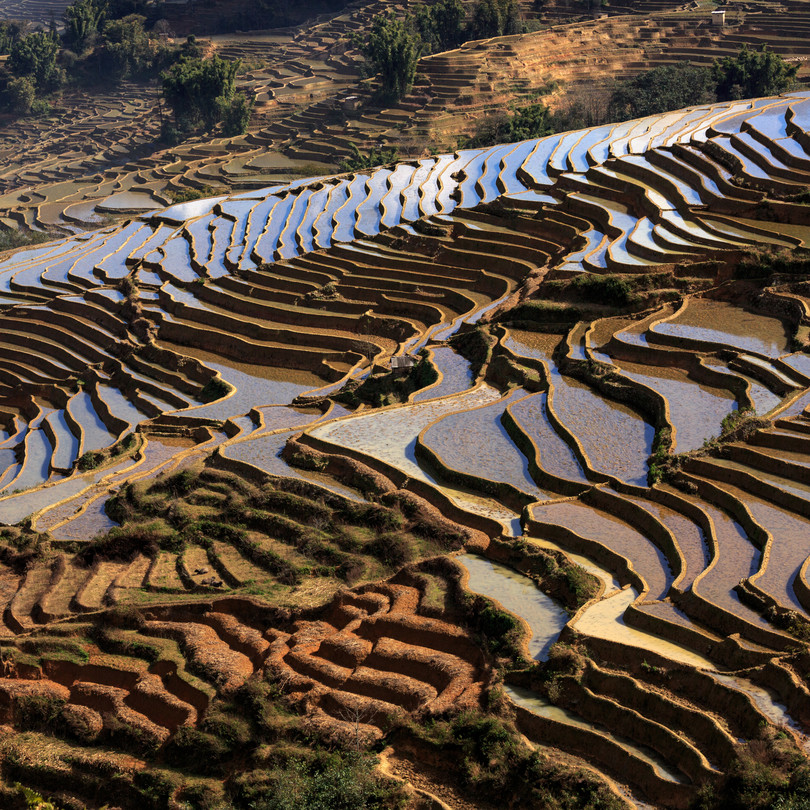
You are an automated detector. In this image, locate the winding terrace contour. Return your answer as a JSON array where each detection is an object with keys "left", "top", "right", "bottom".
[{"left": 0, "top": 93, "right": 809, "bottom": 807}]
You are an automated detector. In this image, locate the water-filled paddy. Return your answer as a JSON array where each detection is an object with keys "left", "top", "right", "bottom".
[
  {"left": 653, "top": 300, "right": 791, "bottom": 357},
  {"left": 11, "top": 430, "right": 54, "bottom": 493},
  {"left": 457, "top": 553, "right": 568, "bottom": 660},
  {"left": 530, "top": 499, "right": 673, "bottom": 600},
  {"left": 606, "top": 358, "right": 734, "bottom": 453},
  {"left": 159, "top": 342, "right": 323, "bottom": 419},
  {"left": 702, "top": 357, "right": 782, "bottom": 415},
  {"left": 222, "top": 428, "right": 364, "bottom": 501},
  {"left": 312, "top": 385, "right": 502, "bottom": 482},
  {"left": 422, "top": 389, "right": 555, "bottom": 500},
  {"left": 412, "top": 347, "right": 473, "bottom": 402},
  {"left": 46, "top": 410, "right": 79, "bottom": 471},
  {"left": 53, "top": 492, "right": 118, "bottom": 540},
  {"left": 505, "top": 684, "right": 685, "bottom": 783},
  {"left": 675, "top": 484, "right": 772, "bottom": 629},
  {"left": 700, "top": 468, "right": 810, "bottom": 613},
  {"left": 508, "top": 392, "right": 588, "bottom": 485},
  {"left": 503, "top": 330, "right": 653, "bottom": 484},
  {"left": 550, "top": 371, "right": 653, "bottom": 486},
  {"left": 572, "top": 586, "right": 714, "bottom": 669},
  {"left": 620, "top": 492, "right": 709, "bottom": 592},
  {"left": 68, "top": 392, "right": 114, "bottom": 453}
]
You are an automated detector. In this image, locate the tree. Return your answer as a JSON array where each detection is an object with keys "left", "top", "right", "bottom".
[
  {"left": 8, "top": 32, "right": 63, "bottom": 93},
  {"left": 467, "top": 0, "right": 521, "bottom": 40},
  {"left": 361, "top": 14, "right": 420, "bottom": 104},
  {"left": 465, "top": 101, "right": 553, "bottom": 147},
  {"left": 94, "top": 13, "right": 153, "bottom": 78},
  {"left": 161, "top": 54, "right": 241, "bottom": 134},
  {"left": 4, "top": 76, "right": 35, "bottom": 114},
  {"left": 221, "top": 91, "right": 253, "bottom": 136},
  {"left": 411, "top": 0, "right": 464, "bottom": 54},
  {"left": 0, "top": 22, "right": 23, "bottom": 55},
  {"left": 63, "top": 0, "right": 107, "bottom": 53},
  {"left": 609, "top": 63, "right": 716, "bottom": 120},
  {"left": 714, "top": 44, "right": 798, "bottom": 102}
]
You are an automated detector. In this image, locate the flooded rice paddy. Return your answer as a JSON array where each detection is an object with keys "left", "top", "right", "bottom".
[
  {"left": 421, "top": 389, "right": 556, "bottom": 500},
  {"left": 605, "top": 359, "right": 734, "bottom": 453},
  {"left": 653, "top": 300, "right": 791, "bottom": 357},
  {"left": 457, "top": 553, "right": 568, "bottom": 660},
  {"left": 1, "top": 95, "right": 810, "bottom": 807},
  {"left": 530, "top": 499, "right": 673, "bottom": 600}
]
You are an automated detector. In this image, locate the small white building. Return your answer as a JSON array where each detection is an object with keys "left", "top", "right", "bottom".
[
  {"left": 711, "top": 9, "right": 726, "bottom": 27},
  {"left": 390, "top": 355, "right": 415, "bottom": 376}
]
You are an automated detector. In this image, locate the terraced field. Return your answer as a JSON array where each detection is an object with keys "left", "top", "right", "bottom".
[
  {"left": 3, "top": 92, "right": 810, "bottom": 807},
  {"left": 2, "top": 0, "right": 810, "bottom": 235}
]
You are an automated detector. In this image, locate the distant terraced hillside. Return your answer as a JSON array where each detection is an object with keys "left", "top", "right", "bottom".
[
  {"left": 2, "top": 0, "right": 810, "bottom": 236},
  {"left": 1, "top": 93, "right": 810, "bottom": 807}
]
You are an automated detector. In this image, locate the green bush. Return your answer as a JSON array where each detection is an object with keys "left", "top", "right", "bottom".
[
  {"left": 366, "top": 532, "right": 414, "bottom": 569},
  {"left": 339, "top": 143, "right": 399, "bottom": 173},
  {"left": 735, "top": 248, "right": 810, "bottom": 280},
  {"left": 568, "top": 274, "right": 635, "bottom": 307},
  {"left": 161, "top": 54, "right": 242, "bottom": 134},
  {"left": 231, "top": 751, "right": 404, "bottom": 810},
  {"left": 77, "top": 520, "right": 179, "bottom": 563},
  {"left": 13, "top": 693, "right": 67, "bottom": 730},
  {"left": 164, "top": 727, "right": 229, "bottom": 772},
  {"left": 200, "top": 377, "right": 231, "bottom": 403},
  {"left": 357, "top": 14, "right": 420, "bottom": 104},
  {"left": 501, "top": 301, "right": 582, "bottom": 324}
]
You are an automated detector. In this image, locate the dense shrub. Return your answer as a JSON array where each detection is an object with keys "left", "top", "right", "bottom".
[
  {"left": 568, "top": 274, "right": 635, "bottom": 307},
  {"left": 161, "top": 54, "right": 244, "bottom": 136},
  {"left": 77, "top": 520, "right": 179, "bottom": 563},
  {"left": 714, "top": 43, "right": 798, "bottom": 101},
  {"left": 164, "top": 727, "right": 230, "bottom": 772},
  {"left": 357, "top": 14, "right": 420, "bottom": 104},
  {"left": 609, "top": 63, "right": 716, "bottom": 120},
  {"left": 366, "top": 532, "right": 414, "bottom": 569},
  {"left": 231, "top": 751, "right": 404, "bottom": 810}
]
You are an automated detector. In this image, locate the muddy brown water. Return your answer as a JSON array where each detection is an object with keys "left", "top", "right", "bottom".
[
  {"left": 509, "top": 392, "right": 589, "bottom": 485},
  {"left": 653, "top": 300, "right": 791, "bottom": 358},
  {"left": 529, "top": 500, "right": 673, "bottom": 601},
  {"left": 422, "top": 389, "right": 556, "bottom": 501}
]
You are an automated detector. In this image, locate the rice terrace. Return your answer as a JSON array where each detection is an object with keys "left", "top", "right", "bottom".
[{"left": 1, "top": 0, "right": 810, "bottom": 808}]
